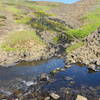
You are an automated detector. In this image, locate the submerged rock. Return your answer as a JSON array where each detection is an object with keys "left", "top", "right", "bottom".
[{"left": 76, "top": 95, "right": 87, "bottom": 100}]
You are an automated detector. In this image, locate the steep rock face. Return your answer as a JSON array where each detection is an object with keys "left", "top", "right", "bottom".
[{"left": 67, "top": 28, "right": 100, "bottom": 69}]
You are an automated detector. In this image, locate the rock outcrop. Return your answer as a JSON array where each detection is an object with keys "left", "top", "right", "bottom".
[{"left": 67, "top": 28, "right": 100, "bottom": 70}]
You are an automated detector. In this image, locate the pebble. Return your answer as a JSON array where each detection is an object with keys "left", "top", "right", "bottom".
[
  {"left": 65, "top": 76, "right": 73, "bottom": 81},
  {"left": 50, "top": 93, "right": 60, "bottom": 100},
  {"left": 45, "top": 97, "right": 50, "bottom": 100}
]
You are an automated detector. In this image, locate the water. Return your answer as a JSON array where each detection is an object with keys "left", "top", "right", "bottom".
[
  {"left": 43, "top": 65, "right": 100, "bottom": 91},
  {"left": 0, "top": 58, "right": 100, "bottom": 98}
]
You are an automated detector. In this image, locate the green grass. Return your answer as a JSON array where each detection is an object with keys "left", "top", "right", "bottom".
[
  {"left": 31, "top": 11, "right": 67, "bottom": 32},
  {"left": 1, "top": 30, "right": 44, "bottom": 51},
  {"left": 66, "top": 42, "right": 85, "bottom": 53},
  {"left": 25, "top": 2, "right": 56, "bottom": 11},
  {"left": 15, "top": 15, "right": 32, "bottom": 24},
  {"left": 67, "top": 7, "right": 100, "bottom": 39},
  {"left": 6, "top": 6, "right": 22, "bottom": 14}
]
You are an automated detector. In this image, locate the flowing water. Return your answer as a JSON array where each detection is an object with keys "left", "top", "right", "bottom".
[{"left": 0, "top": 58, "right": 100, "bottom": 99}]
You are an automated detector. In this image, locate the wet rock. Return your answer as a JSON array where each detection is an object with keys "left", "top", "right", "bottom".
[
  {"left": 40, "top": 73, "right": 49, "bottom": 81},
  {"left": 88, "top": 64, "right": 96, "bottom": 71},
  {"left": 45, "top": 97, "right": 50, "bottom": 100},
  {"left": 69, "top": 81, "right": 75, "bottom": 85},
  {"left": 64, "top": 76, "right": 73, "bottom": 81},
  {"left": 64, "top": 64, "right": 71, "bottom": 68},
  {"left": 25, "top": 81, "right": 36, "bottom": 87},
  {"left": 0, "top": 89, "right": 12, "bottom": 96},
  {"left": 76, "top": 95, "right": 87, "bottom": 100},
  {"left": 60, "top": 68, "right": 65, "bottom": 71},
  {"left": 50, "top": 93, "right": 60, "bottom": 100},
  {"left": 50, "top": 70, "right": 58, "bottom": 74},
  {"left": 56, "top": 68, "right": 61, "bottom": 71}
]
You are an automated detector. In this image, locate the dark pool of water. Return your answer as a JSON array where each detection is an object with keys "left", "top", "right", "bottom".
[{"left": 0, "top": 58, "right": 100, "bottom": 95}]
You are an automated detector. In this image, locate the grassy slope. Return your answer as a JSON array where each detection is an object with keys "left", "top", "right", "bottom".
[
  {"left": 1, "top": 31, "right": 44, "bottom": 51},
  {"left": 66, "top": 0, "right": 100, "bottom": 53},
  {"left": 0, "top": 0, "right": 100, "bottom": 52},
  {"left": 0, "top": 0, "right": 47, "bottom": 51},
  {"left": 68, "top": 7, "right": 100, "bottom": 39}
]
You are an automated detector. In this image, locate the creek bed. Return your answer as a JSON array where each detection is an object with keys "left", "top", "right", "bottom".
[{"left": 0, "top": 58, "right": 100, "bottom": 100}]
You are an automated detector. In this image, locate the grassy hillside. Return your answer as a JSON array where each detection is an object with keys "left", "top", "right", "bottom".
[{"left": 0, "top": 0, "right": 100, "bottom": 52}]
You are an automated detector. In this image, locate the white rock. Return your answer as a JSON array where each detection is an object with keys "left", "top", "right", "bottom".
[
  {"left": 25, "top": 81, "right": 36, "bottom": 86},
  {"left": 45, "top": 97, "right": 50, "bottom": 100},
  {"left": 76, "top": 95, "right": 87, "bottom": 100},
  {"left": 50, "top": 93, "right": 60, "bottom": 100}
]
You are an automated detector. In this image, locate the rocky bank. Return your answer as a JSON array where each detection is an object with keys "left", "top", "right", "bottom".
[{"left": 67, "top": 28, "right": 100, "bottom": 70}]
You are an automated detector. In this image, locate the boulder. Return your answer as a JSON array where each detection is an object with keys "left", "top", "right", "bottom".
[
  {"left": 76, "top": 95, "right": 87, "bottom": 100},
  {"left": 40, "top": 73, "right": 49, "bottom": 81}
]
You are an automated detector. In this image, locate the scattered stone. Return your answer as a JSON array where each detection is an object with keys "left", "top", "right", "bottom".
[
  {"left": 69, "top": 81, "right": 75, "bottom": 85},
  {"left": 76, "top": 95, "right": 87, "bottom": 100},
  {"left": 45, "top": 97, "right": 50, "bottom": 100},
  {"left": 25, "top": 81, "right": 36, "bottom": 87},
  {"left": 40, "top": 73, "right": 49, "bottom": 81},
  {"left": 65, "top": 76, "right": 73, "bottom": 81},
  {"left": 60, "top": 68, "right": 65, "bottom": 71},
  {"left": 56, "top": 68, "right": 61, "bottom": 71},
  {"left": 50, "top": 93, "right": 60, "bottom": 100}
]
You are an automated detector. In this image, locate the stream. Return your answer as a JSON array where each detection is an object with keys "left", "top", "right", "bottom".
[{"left": 0, "top": 58, "right": 100, "bottom": 100}]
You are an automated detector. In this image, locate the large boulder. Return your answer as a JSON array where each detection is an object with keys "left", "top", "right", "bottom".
[{"left": 76, "top": 95, "right": 87, "bottom": 100}]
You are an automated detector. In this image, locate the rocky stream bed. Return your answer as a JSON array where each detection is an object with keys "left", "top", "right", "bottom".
[{"left": 0, "top": 58, "right": 100, "bottom": 100}]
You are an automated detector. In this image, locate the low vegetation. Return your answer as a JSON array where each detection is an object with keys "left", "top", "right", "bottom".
[
  {"left": 66, "top": 42, "right": 85, "bottom": 53},
  {"left": 1, "top": 30, "right": 44, "bottom": 51},
  {"left": 6, "top": 6, "right": 22, "bottom": 14},
  {"left": 67, "top": 7, "right": 100, "bottom": 39}
]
